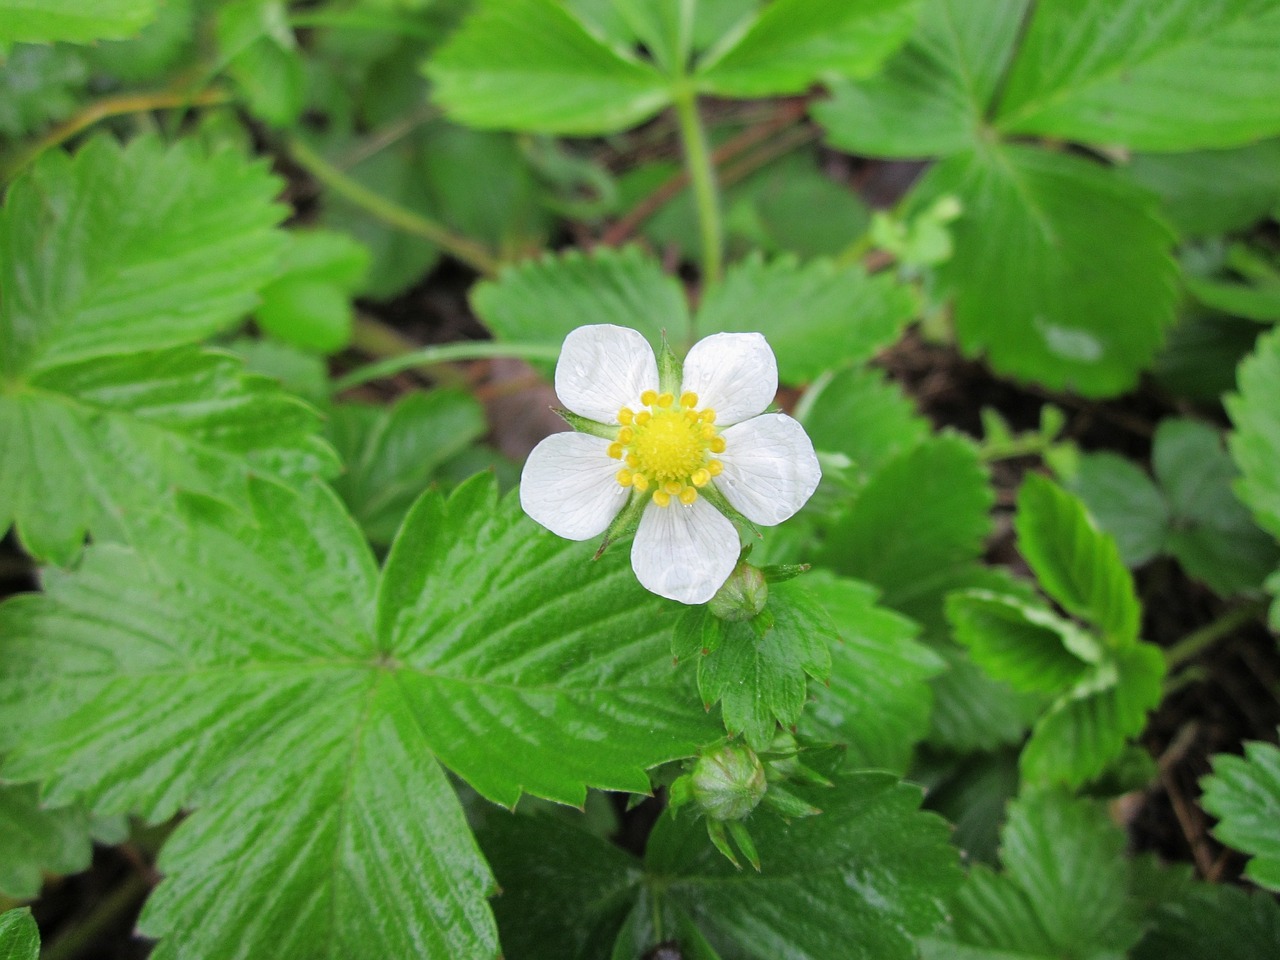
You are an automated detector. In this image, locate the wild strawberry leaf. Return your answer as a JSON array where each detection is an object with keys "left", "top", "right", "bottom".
[
  {"left": 0, "top": 909, "right": 39, "bottom": 960},
  {"left": 1201, "top": 735, "right": 1280, "bottom": 892}
]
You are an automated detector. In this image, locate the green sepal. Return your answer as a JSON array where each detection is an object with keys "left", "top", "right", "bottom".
[
  {"left": 668, "top": 773, "right": 694, "bottom": 809},
  {"left": 726, "top": 821, "right": 761, "bottom": 873},
  {"left": 762, "top": 563, "right": 811, "bottom": 583},
  {"left": 762, "top": 784, "right": 823, "bottom": 820},
  {"left": 658, "top": 332, "right": 683, "bottom": 396},
  {"left": 556, "top": 408, "right": 616, "bottom": 439},
  {"left": 593, "top": 488, "right": 648, "bottom": 559},
  {"left": 706, "top": 818, "right": 741, "bottom": 869},
  {"left": 700, "top": 482, "right": 761, "bottom": 538}
]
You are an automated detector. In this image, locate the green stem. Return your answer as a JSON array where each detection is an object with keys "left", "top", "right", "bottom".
[
  {"left": 1165, "top": 599, "right": 1267, "bottom": 670},
  {"left": 333, "top": 340, "right": 561, "bottom": 393},
  {"left": 672, "top": 84, "right": 723, "bottom": 286},
  {"left": 42, "top": 873, "right": 150, "bottom": 960},
  {"left": 285, "top": 138, "right": 500, "bottom": 277}
]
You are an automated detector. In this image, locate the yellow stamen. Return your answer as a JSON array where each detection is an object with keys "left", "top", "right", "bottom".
[
  {"left": 708, "top": 460, "right": 723, "bottom": 476},
  {"left": 679, "top": 487, "right": 697, "bottom": 505},
  {"left": 635, "top": 411, "right": 651, "bottom": 425},
  {"left": 664, "top": 480, "right": 683, "bottom": 495},
  {"left": 640, "top": 389, "right": 658, "bottom": 406},
  {"left": 607, "top": 442, "right": 624, "bottom": 459},
  {"left": 701, "top": 426, "right": 716, "bottom": 440},
  {"left": 684, "top": 409, "right": 699, "bottom": 422},
  {"left": 632, "top": 473, "right": 650, "bottom": 492},
  {"left": 616, "top": 469, "right": 633, "bottom": 487},
  {"left": 652, "top": 490, "right": 671, "bottom": 507},
  {"left": 700, "top": 409, "right": 716, "bottom": 423},
  {"left": 617, "top": 427, "right": 634, "bottom": 444},
  {"left": 657, "top": 392, "right": 674, "bottom": 408},
  {"left": 618, "top": 407, "right": 634, "bottom": 425},
  {"left": 681, "top": 392, "right": 698, "bottom": 408},
  {"left": 710, "top": 437, "right": 726, "bottom": 453},
  {"left": 691, "top": 469, "right": 711, "bottom": 487}
]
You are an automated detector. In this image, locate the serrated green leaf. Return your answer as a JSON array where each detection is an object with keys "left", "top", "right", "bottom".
[
  {"left": 1014, "top": 473, "right": 1141, "bottom": 647},
  {"left": 426, "top": 0, "right": 670, "bottom": 135},
  {"left": 919, "top": 749, "right": 1020, "bottom": 867},
  {"left": 693, "top": 255, "right": 916, "bottom": 383},
  {"left": 1202, "top": 736, "right": 1280, "bottom": 892},
  {"left": 799, "top": 572, "right": 942, "bottom": 772},
  {"left": 1021, "top": 643, "right": 1165, "bottom": 788},
  {"left": 0, "top": 0, "right": 156, "bottom": 43},
  {"left": 947, "top": 591, "right": 1093, "bottom": 696},
  {"left": 928, "top": 645, "right": 1043, "bottom": 752},
  {"left": 0, "top": 784, "right": 102, "bottom": 899},
  {"left": 644, "top": 774, "right": 960, "bottom": 960},
  {"left": 0, "top": 347, "right": 336, "bottom": 564},
  {"left": 0, "top": 44, "right": 88, "bottom": 138},
  {"left": 0, "top": 474, "right": 715, "bottom": 958},
  {"left": 997, "top": 0, "right": 1280, "bottom": 151},
  {"left": 816, "top": 0, "right": 1030, "bottom": 157},
  {"left": 1229, "top": 327, "right": 1280, "bottom": 541},
  {"left": 328, "top": 389, "right": 487, "bottom": 545},
  {"left": 1132, "top": 868, "right": 1280, "bottom": 960},
  {"left": 1069, "top": 452, "right": 1169, "bottom": 567},
  {"left": 926, "top": 791, "right": 1142, "bottom": 960},
  {"left": 0, "top": 135, "right": 286, "bottom": 378},
  {"left": 472, "top": 246, "right": 690, "bottom": 359},
  {"left": 0, "top": 909, "right": 38, "bottom": 960},
  {"left": 818, "top": 434, "right": 993, "bottom": 630},
  {"left": 915, "top": 143, "right": 1177, "bottom": 396},
  {"left": 694, "top": 580, "right": 833, "bottom": 749},
  {"left": 695, "top": 0, "right": 918, "bottom": 97},
  {"left": 1123, "top": 140, "right": 1280, "bottom": 237}
]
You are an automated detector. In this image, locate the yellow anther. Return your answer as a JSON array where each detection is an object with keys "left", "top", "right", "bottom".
[
  {"left": 708, "top": 460, "right": 723, "bottom": 476},
  {"left": 652, "top": 490, "right": 671, "bottom": 507},
  {"left": 664, "top": 480, "right": 683, "bottom": 495},
  {"left": 632, "top": 473, "right": 650, "bottom": 492},
  {"left": 691, "top": 469, "right": 711, "bottom": 487},
  {"left": 681, "top": 392, "right": 699, "bottom": 408},
  {"left": 616, "top": 469, "right": 633, "bottom": 487},
  {"left": 640, "top": 389, "right": 658, "bottom": 406},
  {"left": 607, "top": 442, "right": 624, "bottom": 459},
  {"left": 617, "top": 427, "right": 634, "bottom": 444},
  {"left": 710, "top": 437, "right": 727, "bottom": 453},
  {"left": 700, "top": 409, "right": 716, "bottom": 423},
  {"left": 635, "top": 411, "right": 651, "bottom": 425},
  {"left": 684, "top": 409, "right": 699, "bottom": 422},
  {"left": 626, "top": 453, "right": 640, "bottom": 469},
  {"left": 700, "top": 426, "right": 716, "bottom": 440},
  {"left": 657, "top": 392, "right": 674, "bottom": 408},
  {"left": 679, "top": 486, "right": 697, "bottom": 505},
  {"left": 618, "top": 407, "right": 634, "bottom": 425}
]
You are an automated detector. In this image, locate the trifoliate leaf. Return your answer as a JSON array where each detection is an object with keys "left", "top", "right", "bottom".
[
  {"left": 1014, "top": 473, "right": 1141, "bottom": 648},
  {"left": 913, "top": 143, "right": 1177, "bottom": 396},
  {"left": 924, "top": 790, "right": 1142, "bottom": 960},
  {"left": 1202, "top": 736, "right": 1280, "bottom": 892},
  {"left": 472, "top": 246, "right": 689, "bottom": 359},
  {"left": 0, "top": 135, "right": 286, "bottom": 378},
  {"left": 816, "top": 0, "right": 1029, "bottom": 157},
  {"left": 0, "top": 347, "right": 336, "bottom": 564},
  {"left": 694, "top": 254, "right": 916, "bottom": 384},
  {"left": 644, "top": 774, "right": 961, "bottom": 960},
  {"left": 0, "top": 44, "right": 88, "bottom": 138},
  {"left": 327, "top": 389, "right": 487, "bottom": 545},
  {"left": 997, "top": 0, "right": 1280, "bottom": 151},
  {"left": 0, "top": 784, "right": 103, "bottom": 899},
  {"left": 687, "top": 580, "right": 834, "bottom": 749},
  {"left": 1229, "top": 327, "right": 1280, "bottom": 541},
  {"left": 818, "top": 434, "right": 993, "bottom": 631},
  {"left": 1132, "top": 868, "right": 1280, "bottom": 960},
  {"left": 0, "top": 909, "right": 38, "bottom": 960},
  {"left": 426, "top": 0, "right": 669, "bottom": 135},
  {"left": 1068, "top": 452, "right": 1169, "bottom": 567},
  {"left": 799, "top": 572, "right": 943, "bottom": 772},
  {"left": 0, "top": 474, "right": 715, "bottom": 958},
  {"left": 1123, "top": 140, "right": 1280, "bottom": 237},
  {"left": 695, "top": 0, "right": 918, "bottom": 97},
  {"left": 0, "top": 0, "right": 156, "bottom": 43}
]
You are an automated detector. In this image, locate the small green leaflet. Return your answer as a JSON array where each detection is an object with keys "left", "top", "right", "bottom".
[
  {"left": 921, "top": 790, "right": 1143, "bottom": 960},
  {"left": 255, "top": 229, "right": 370, "bottom": 354},
  {"left": 997, "top": 0, "right": 1280, "bottom": 151},
  {"left": 816, "top": 0, "right": 1031, "bottom": 157},
  {"left": 480, "top": 773, "right": 960, "bottom": 960},
  {"left": 0, "top": 474, "right": 716, "bottom": 959},
  {"left": 0, "top": 909, "right": 39, "bottom": 960},
  {"left": 0, "top": 784, "right": 123, "bottom": 899},
  {"left": 1201, "top": 735, "right": 1280, "bottom": 892},
  {"left": 0, "top": 0, "right": 156, "bottom": 43},
  {"left": 1132, "top": 865, "right": 1280, "bottom": 960}
]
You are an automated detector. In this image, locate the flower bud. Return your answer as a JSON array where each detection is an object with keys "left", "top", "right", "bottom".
[
  {"left": 708, "top": 563, "right": 768, "bottom": 622},
  {"left": 690, "top": 742, "right": 766, "bottom": 821}
]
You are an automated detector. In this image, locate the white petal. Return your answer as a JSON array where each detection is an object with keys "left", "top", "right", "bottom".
[
  {"left": 520, "top": 431, "right": 629, "bottom": 540},
  {"left": 680, "top": 332, "right": 777, "bottom": 426},
  {"left": 631, "top": 497, "right": 740, "bottom": 605},
  {"left": 715, "top": 414, "right": 822, "bottom": 527},
  {"left": 555, "top": 324, "right": 658, "bottom": 423}
]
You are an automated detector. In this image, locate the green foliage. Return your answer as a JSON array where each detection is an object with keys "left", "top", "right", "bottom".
[
  {"left": 0, "top": 0, "right": 156, "bottom": 44},
  {"left": 0, "top": 476, "right": 716, "bottom": 957},
  {"left": 0, "top": 784, "right": 121, "bottom": 899},
  {"left": 1201, "top": 736, "right": 1280, "bottom": 892},
  {"left": 0, "top": 45, "right": 88, "bottom": 138},
  {"left": 1132, "top": 867, "right": 1280, "bottom": 960},
  {"left": 922, "top": 790, "right": 1143, "bottom": 959},
  {"left": 0, "top": 909, "right": 38, "bottom": 960},
  {"left": 1071, "top": 418, "right": 1279, "bottom": 595},
  {"left": 255, "top": 229, "right": 370, "bottom": 354}
]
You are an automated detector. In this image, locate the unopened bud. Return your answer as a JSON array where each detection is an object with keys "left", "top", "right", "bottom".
[
  {"left": 691, "top": 742, "right": 766, "bottom": 821},
  {"left": 708, "top": 563, "right": 768, "bottom": 622}
]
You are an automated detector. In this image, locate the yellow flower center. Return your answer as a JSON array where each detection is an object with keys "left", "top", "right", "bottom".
[{"left": 608, "top": 390, "right": 725, "bottom": 507}]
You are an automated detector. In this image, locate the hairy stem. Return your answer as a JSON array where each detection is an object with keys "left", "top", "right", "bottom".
[
  {"left": 1164, "top": 599, "right": 1268, "bottom": 671},
  {"left": 333, "top": 340, "right": 561, "bottom": 393},
  {"left": 672, "top": 85, "right": 724, "bottom": 286}
]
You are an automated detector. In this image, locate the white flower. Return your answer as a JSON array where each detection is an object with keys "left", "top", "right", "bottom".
[{"left": 520, "top": 324, "right": 822, "bottom": 604}]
